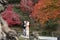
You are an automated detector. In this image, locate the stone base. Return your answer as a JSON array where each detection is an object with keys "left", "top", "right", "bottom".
[{"left": 21, "top": 35, "right": 29, "bottom": 38}]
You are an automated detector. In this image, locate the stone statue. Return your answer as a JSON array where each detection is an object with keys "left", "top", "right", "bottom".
[{"left": 23, "top": 21, "right": 29, "bottom": 38}]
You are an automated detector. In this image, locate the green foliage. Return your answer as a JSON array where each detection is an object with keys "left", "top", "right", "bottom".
[
  {"left": 32, "top": 0, "right": 38, "bottom": 5},
  {"left": 8, "top": 0, "right": 20, "bottom": 4},
  {"left": 42, "top": 31, "right": 52, "bottom": 36},
  {"left": 44, "top": 19, "right": 58, "bottom": 31},
  {"left": 13, "top": 6, "right": 31, "bottom": 21},
  {"left": 42, "top": 18, "right": 59, "bottom": 36}
]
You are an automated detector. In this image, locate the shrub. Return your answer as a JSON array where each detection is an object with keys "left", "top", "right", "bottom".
[
  {"left": 1, "top": 4, "right": 21, "bottom": 26},
  {"left": 8, "top": 0, "right": 20, "bottom": 4}
]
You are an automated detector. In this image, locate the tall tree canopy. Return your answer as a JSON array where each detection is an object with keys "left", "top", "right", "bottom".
[
  {"left": 20, "top": 0, "right": 33, "bottom": 13},
  {"left": 30, "top": 0, "right": 60, "bottom": 25}
]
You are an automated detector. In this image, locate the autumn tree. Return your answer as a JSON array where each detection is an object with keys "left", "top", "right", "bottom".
[
  {"left": 30, "top": 0, "right": 60, "bottom": 26},
  {"left": 20, "top": 0, "right": 33, "bottom": 13},
  {"left": 1, "top": 4, "right": 21, "bottom": 26}
]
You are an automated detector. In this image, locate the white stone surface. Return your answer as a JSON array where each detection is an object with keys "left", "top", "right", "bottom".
[{"left": 38, "top": 36, "right": 57, "bottom": 40}]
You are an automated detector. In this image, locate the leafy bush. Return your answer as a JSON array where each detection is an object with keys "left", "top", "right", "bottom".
[
  {"left": 43, "top": 18, "right": 59, "bottom": 36},
  {"left": 44, "top": 19, "right": 58, "bottom": 31},
  {"left": 1, "top": 5, "right": 21, "bottom": 26},
  {"left": 13, "top": 6, "right": 31, "bottom": 21},
  {"left": 20, "top": 0, "right": 33, "bottom": 13},
  {"left": 8, "top": 0, "right": 20, "bottom": 4}
]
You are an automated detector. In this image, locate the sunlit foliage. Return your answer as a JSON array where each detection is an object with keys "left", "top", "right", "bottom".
[{"left": 30, "top": 0, "right": 60, "bottom": 25}]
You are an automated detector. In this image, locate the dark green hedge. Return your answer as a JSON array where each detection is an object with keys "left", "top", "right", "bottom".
[{"left": 8, "top": 0, "right": 21, "bottom": 4}]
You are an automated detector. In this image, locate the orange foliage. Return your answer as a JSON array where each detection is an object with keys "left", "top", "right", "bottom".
[{"left": 30, "top": 0, "right": 60, "bottom": 25}]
